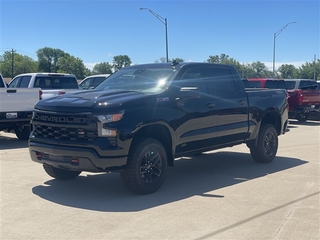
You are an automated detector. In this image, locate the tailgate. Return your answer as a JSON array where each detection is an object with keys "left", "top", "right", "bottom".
[
  {"left": 0, "top": 88, "right": 40, "bottom": 112},
  {"left": 301, "top": 90, "right": 320, "bottom": 105}
]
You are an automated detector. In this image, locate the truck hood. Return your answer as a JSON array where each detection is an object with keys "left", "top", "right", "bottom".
[{"left": 35, "top": 90, "right": 153, "bottom": 112}]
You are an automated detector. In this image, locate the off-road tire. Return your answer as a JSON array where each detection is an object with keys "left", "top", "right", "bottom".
[
  {"left": 43, "top": 164, "right": 81, "bottom": 180},
  {"left": 250, "top": 124, "right": 278, "bottom": 163},
  {"left": 120, "top": 138, "right": 168, "bottom": 194},
  {"left": 15, "top": 126, "right": 31, "bottom": 140}
]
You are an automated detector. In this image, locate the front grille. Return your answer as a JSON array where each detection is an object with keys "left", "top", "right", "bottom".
[
  {"left": 33, "top": 124, "right": 98, "bottom": 142},
  {"left": 33, "top": 111, "right": 97, "bottom": 142}
]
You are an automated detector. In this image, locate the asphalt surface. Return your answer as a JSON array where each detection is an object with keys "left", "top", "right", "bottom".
[{"left": 0, "top": 120, "right": 319, "bottom": 240}]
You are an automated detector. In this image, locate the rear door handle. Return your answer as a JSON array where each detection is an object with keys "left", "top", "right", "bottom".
[{"left": 238, "top": 100, "right": 247, "bottom": 106}]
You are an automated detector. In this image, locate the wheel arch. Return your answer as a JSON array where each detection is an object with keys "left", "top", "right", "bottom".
[
  {"left": 260, "top": 110, "right": 282, "bottom": 135},
  {"left": 247, "top": 110, "right": 281, "bottom": 148},
  {"left": 130, "top": 123, "right": 174, "bottom": 166}
]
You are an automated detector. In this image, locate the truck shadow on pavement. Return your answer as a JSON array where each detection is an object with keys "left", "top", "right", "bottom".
[
  {"left": 0, "top": 134, "right": 28, "bottom": 150},
  {"left": 32, "top": 151, "right": 307, "bottom": 212}
]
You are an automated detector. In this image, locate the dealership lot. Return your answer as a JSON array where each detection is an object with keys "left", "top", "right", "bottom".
[{"left": 0, "top": 120, "right": 319, "bottom": 240}]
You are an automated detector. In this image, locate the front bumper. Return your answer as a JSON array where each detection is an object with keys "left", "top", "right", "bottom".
[{"left": 29, "top": 141, "right": 127, "bottom": 172}]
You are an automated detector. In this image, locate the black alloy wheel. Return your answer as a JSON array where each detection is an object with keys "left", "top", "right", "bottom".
[
  {"left": 120, "top": 138, "right": 168, "bottom": 194},
  {"left": 250, "top": 124, "right": 278, "bottom": 163}
]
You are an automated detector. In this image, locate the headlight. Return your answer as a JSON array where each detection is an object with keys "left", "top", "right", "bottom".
[
  {"left": 94, "top": 110, "right": 124, "bottom": 123},
  {"left": 94, "top": 111, "right": 124, "bottom": 137}
]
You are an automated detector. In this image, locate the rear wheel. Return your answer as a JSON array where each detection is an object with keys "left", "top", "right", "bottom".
[
  {"left": 250, "top": 124, "right": 278, "bottom": 163},
  {"left": 43, "top": 164, "right": 81, "bottom": 180},
  {"left": 120, "top": 138, "right": 168, "bottom": 194},
  {"left": 15, "top": 126, "right": 31, "bottom": 140}
]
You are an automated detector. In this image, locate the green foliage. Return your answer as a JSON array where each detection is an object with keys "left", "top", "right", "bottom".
[
  {"left": 248, "top": 61, "right": 272, "bottom": 78},
  {"left": 0, "top": 51, "right": 37, "bottom": 77},
  {"left": 57, "top": 54, "right": 87, "bottom": 79},
  {"left": 207, "top": 54, "right": 245, "bottom": 76},
  {"left": 1, "top": 48, "right": 319, "bottom": 80},
  {"left": 92, "top": 62, "right": 113, "bottom": 75},
  {"left": 113, "top": 55, "right": 131, "bottom": 71},
  {"left": 171, "top": 58, "right": 184, "bottom": 63},
  {"left": 154, "top": 57, "right": 184, "bottom": 63},
  {"left": 37, "top": 47, "right": 66, "bottom": 72},
  {"left": 278, "top": 64, "right": 298, "bottom": 79},
  {"left": 298, "top": 60, "right": 319, "bottom": 80}
]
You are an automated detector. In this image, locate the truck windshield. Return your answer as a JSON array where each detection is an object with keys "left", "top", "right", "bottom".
[{"left": 95, "top": 67, "right": 176, "bottom": 93}]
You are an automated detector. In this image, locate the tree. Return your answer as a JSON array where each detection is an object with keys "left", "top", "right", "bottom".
[
  {"left": 155, "top": 57, "right": 184, "bottom": 63},
  {"left": 37, "top": 47, "right": 65, "bottom": 72},
  {"left": 298, "top": 61, "right": 319, "bottom": 80},
  {"left": 113, "top": 55, "right": 131, "bottom": 71},
  {"left": 0, "top": 51, "right": 37, "bottom": 77},
  {"left": 171, "top": 58, "right": 184, "bottom": 63},
  {"left": 278, "top": 64, "right": 298, "bottom": 79},
  {"left": 92, "top": 62, "right": 113, "bottom": 75},
  {"left": 207, "top": 54, "right": 242, "bottom": 74},
  {"left": 248, "top": 61, "right": 272, "bottom": 78},
  {"left": 57, "top": 54, "right": 87, "bottom": 79}
]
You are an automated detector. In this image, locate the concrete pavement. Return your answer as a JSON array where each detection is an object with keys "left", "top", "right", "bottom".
[{"left": 0, "top": 120, "right": 319, "bottom": 239}]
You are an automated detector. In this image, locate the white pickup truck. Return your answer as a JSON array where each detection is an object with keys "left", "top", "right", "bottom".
[
  {"left": 0, "top": 74, "right": 41, "bottom": 140},
  {"left": 8, "top": 73, "right": 80, "bottom": 99}
]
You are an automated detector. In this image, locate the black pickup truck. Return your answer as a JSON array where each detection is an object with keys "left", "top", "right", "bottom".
[{"left": 29, "top": 62, "right": 289, "bottom": 194}]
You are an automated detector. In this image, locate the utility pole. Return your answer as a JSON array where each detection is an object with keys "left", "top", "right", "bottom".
[
  {"left": 314, "top": 54, "right": 316, "bottom": 81},
  {"left": 11, "top": 49, "right": 15, "bottom": 79}
]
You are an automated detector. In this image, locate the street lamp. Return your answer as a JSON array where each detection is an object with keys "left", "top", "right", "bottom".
[
  {"left": 273, "top": 22, "right": 297, "bottom": 77},
  {"left": 140, "top": 7, "right": 169, "bottom": 63}
]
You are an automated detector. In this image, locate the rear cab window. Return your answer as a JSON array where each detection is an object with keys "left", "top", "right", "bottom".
[{"left": 34, "top": 76, "right": 79, "bottom": 89}]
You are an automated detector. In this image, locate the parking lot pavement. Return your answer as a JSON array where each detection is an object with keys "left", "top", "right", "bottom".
[{"left": 0, "top": 120, "right": 319, "bottom": 240}]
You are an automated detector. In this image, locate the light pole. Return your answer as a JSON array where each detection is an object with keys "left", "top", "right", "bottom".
[
  {"left": 273, "top": 22, "right": 297, "bottom": 77},
  {"left": 140, "top": 7, "right": 168, "bottom": 63}
]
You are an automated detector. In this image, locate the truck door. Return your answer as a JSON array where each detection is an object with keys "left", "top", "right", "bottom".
[
  {"left": 203, "top": 67, "right": 249, "bottom": 145},
  {"left": 172, "top": 66, "right": 218, "bottom": 155}
]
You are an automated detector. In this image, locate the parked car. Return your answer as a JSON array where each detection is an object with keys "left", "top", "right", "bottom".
[
  {"left": 8, "top": 73, "right": 80, "bottom": 99},
  {"left": 1, "top": 73, "right": 42, "bottom": 140},
  {"left": 246, "top": 78, "right": 287, "bottom": 89},
  {"left": 79, "top": 74, "right": 111, "bottom": 90},
  {"left": 284, "top": 79, "right": 320, "bottom": 122},
  {"left": 29, "top": 62, "right": 289, "bottom": 194}
]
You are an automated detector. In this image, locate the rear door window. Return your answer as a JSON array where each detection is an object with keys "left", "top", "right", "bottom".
[
  {"left": 19, "top": 76, "right": 31, "bottom": 87},
  {"left": 203, "top": 67, "right": 237, "bottom": 97}
]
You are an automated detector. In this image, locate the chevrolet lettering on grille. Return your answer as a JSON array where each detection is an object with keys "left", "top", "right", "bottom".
[{"left": 34, "top": 114, "right": 87, "bottom": 124}]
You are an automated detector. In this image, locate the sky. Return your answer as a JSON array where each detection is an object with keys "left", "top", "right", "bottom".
[{"left": 0, "top": 0, "right": 319, "bottom": 71}]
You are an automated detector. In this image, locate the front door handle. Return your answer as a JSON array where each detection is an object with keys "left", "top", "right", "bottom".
[{"left": 206, "top": 103, "right": 215, "bottom": 108}]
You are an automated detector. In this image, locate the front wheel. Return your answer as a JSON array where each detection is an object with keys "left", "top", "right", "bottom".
[
  {"left": 15, "top": 126, "right": 31, "bottom": 140},
  {"left": 120, "top": 138, "right": 168, "bottom": 194},
  {"left": 250, "top": 124, "right": 278, "bottom": 163},
  {"left": 43, "top": 164, "right": 81, "bottom": 180}
]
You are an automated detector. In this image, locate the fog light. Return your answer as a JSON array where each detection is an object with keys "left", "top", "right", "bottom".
[{"left": 101, "top": 128, "right": 117, "bottom": 137}]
